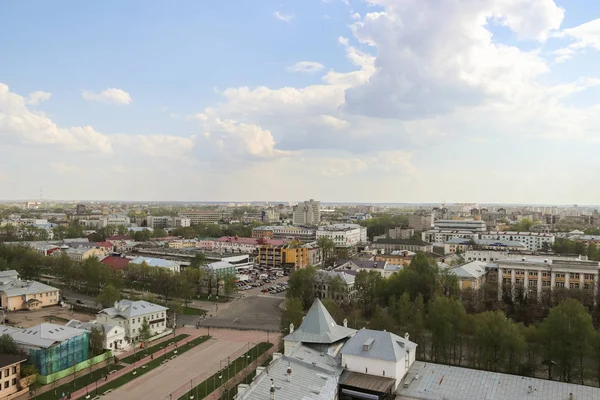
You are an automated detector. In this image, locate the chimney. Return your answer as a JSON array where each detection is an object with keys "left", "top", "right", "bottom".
[
  {"left": 287, "top": 365, "right": 292, "bottom": 382},
  {"left": 405, "top": 332, "right": 410, "bottom": 341},
  {"left": 270, "top": 379, "right": 276, "bottom": 400},
  {"left": 343, "top": 318, "right": 348, "bottom": 328},
  {"left": 569, "top": 393, "right": 574, "bottom": 400},
  {"left": 289, "top": 323, "right": 294, "bottom": 334}
]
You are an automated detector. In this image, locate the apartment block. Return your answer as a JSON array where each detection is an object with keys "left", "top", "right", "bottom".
[
  {"left": 408, "top": 213, "right": 434, "bottom": 231},
  {"left": 480, "top": 231, "right": 555, "bottom": 252},
  {"left": 316, "top": 224, "right": 367, "bottom": 247},
  {"left": 292, "top": 199, "right": 321, "bottom": 225},
  {"left": 179, "top": 210, "right": 222, "bottom": 225}
]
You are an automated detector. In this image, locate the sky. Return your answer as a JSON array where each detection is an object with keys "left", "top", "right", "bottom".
[{"left": 1, "top": 0, "right": 600, "bottom": 204}]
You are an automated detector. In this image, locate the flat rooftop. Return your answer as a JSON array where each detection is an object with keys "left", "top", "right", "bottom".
[{"left": 397, "top": 361, "right": 600, "bottom": 400}]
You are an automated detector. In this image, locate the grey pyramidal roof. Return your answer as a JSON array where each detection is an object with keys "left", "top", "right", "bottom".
[
  {"left": 341, "top": 328, "right": 417, "bottom": 362},
  {"left": 284, "top": 298, "right": 356, "bottom": 344}
]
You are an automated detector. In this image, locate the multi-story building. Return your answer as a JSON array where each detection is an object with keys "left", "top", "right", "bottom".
[
  {"left": 146, "top": 216, "right": 171, "bottom": 229},
  {"left": 167, "top": 239, "right": 197, "bottom": 249},
  {"left": 0, "top": 271, "right": 60, "bottom": 311},
  {"left": 99, "top": 214, "right": 130, "bottom": 227},
  {"left": 179, "top": 210, "right": 222, "bottom": 225},
  {"left": 203, "top": 261, "right": 237, "bottom": 277},
  {"left": 443, "top": 238, "right": 528, "bottom": 254},
  {"left": 260, "top": 208, "right": 280, "bottom": 223},
  {"left": 147, "top": 216, "right": 191, "bottom": 229},
  {"left": 292, "top": 199, "right": 321, "bottom": 225},
  {"left": 316, "top": 224, "right": 367, "bottom": 247},
  {"left": 214, "top": 236, "right": 286, "bottom": 254},
  {"left": 257, "top": 242, "right": 314, "bottom": 271},
  {"left": 408, "top": 213, "right": 434, "bottom": 231},
  {"left": 76, "top": 204, "right": 86, "bottom": 215},
  {"left": 421, "top": 229, "right": 480, "bottom": 244},
  {"left": 491, "top": 256, "right": 600, "bottom": 300},
  {"left": 450, "top": 261, "right": 488, "bottom": 290},
  {"left": 374, "top": 250, "right": 416, "bottom": 266},
  {"left": 371, "top": 239, "right": 433, "bottom": 253},
  {"left": 434, "top": 219, "right": 487, "bottom": 232},
  {"left": 66, "top": 320, "right": 126, "bottom": 351},
  {"left": 0, "top": 354, "right": 27, "bottom": 399},
  {"left": 252, "top": 225, "right": 318, "bottom": 242},
  {"left": 97, "top": 300, "right": 168, "bottom": 342},
  {"left": 314, "top": 270, "right": 356, "bottom": 303},
  {"left": 388, "top": 226, "right": 415, "bottom": 240},
  {"left": 480, "top": 231, "right": 555, "bottom": 252}
]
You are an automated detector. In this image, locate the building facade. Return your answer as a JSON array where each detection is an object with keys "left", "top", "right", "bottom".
[
  {"left": 421, "top": 229, "right": 480, "bottom": 244},
  {"left": 179, "top": 210, "right": 222, "bottom": 225},
  {"left": 480, "top": 232, "right": 555, "bottom": 252},
  {"left": 371, "top": 239, "right": 433, "bottom": 253},
  {"left": 433, "top": 219, "right": 487, "bottom": 232},
  {"left": 408, "top": 213, "right": 434, "bottom": 231},
  {"left": 388, "top": 226, "right": 415, "bottom": 240},
  {"left": 97, "top": 300, "right": 168, "bottom": 342},
  {"left": 0, "top": 355, "right": 27, "bottom": 399},
  {"left": 292, "top": 199, "right": 321, "bottom": 225},
  {"left": 0, "top": 271, "right": 60, "bottom": 311},
  {"left": 316, "top": 224, "right": 367, "bottom": 247}
]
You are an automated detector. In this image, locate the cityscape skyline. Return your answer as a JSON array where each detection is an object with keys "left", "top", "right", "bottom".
[{"left": 2, "top": 1, "right": 600, "bottom": 202}]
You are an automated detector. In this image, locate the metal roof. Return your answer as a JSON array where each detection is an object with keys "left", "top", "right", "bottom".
[
  {"left": 0, "top": 270, "right": 19, "bottom": 278},
  {"left": 99, "top": 299, "right": 168, "bottom": 319},
  {"left": 341, "top": 329, "right": 417, "bottom": 363},
  {"left": 9, "top": 323, "right": 88, "bottom": 349},
  {"left": 451, "top": 261, "right": 488, "bottom": 279},
  {"left": 236, "top": 345, "right": 342, "bottom": 400},
  {"left": 129, "top": 256, "right": 179, "bottom": 268},
  {"left": 397, "top": 361, "right": 600, "bottom": 400},
  {"left": 0, "top": 279, "right": 59, "bottom": 297},
  {"left": 284, "top": 298, "right": 356, "bottom": 345}
]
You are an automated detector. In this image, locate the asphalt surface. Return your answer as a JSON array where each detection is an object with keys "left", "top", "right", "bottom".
[{"left": 197, "top": 295, "right": 283, "bottom": 332}]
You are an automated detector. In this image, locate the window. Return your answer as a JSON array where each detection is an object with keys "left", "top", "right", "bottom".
[
  {"left": 11, "top": 366, "right": 16, "bottom": 374},
  {"left": 11, "top": 378, "right": 16, "bottom": 386},
  {"left": 4, "top": 369, "right": 8, "bottom": 377},
  {"left": 3, "top": 381, "right": 7, "bottom": 389}
]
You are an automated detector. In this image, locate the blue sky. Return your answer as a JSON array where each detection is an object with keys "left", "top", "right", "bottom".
[{"left": 1, "top": 0, "right": 600, "bottom": 203}]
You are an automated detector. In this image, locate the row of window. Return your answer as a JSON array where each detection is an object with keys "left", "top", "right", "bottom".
[
  {"left": 0, "top": 378, "right": 18, "bottom": 390},
  {"left": 3, "top": 367, "right": 17, "bottom": 377},
  {"left": 502, "top": 279, "right": 594, "bottom": 290}
]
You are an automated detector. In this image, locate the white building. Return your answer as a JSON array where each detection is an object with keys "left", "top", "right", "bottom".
[
  {"left": 434, "top": 219, "right": 487, "bottom": 232},
  {"left": 66, "top": 320, "right": 126, "bottom": 351},
  {"left": 480, "top": 231, "right": 555, "bottom": 252},
  {"left": 179, "top": 210, "right": 222, "bottom": 225},
  {"left": 97, "top": 300, "right": 169, "bottom": 342},
  {"left": 340, "top": 328, "right": 417, "bottom": 391},
  {"left": 99, "top": 214, "right": 131, "bottom": 228},
  {"left": 421, "top": 229, "right": 480, "bottom": 244},
  {"left": 316, "top": 223, "right": 367, "bottom": 247},
  {"left": 292, "top": 199, "right": 321, "bottom": 226},
  {"left": 128, "top": 256, "right": 180, "bottom": 273},
  {"left": 147, "top": 216, "right": 191, "bottom": 229}
]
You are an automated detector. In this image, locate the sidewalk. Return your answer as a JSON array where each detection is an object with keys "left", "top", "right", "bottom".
[
  {"left": 25, "top": 328, "right": 209, "bottom": 400},
  {"left": 70, "top": 331, "right": 209, "bottom": 400}
]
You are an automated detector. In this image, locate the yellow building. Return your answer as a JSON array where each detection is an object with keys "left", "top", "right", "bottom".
[
  {"left": 258, "top": 243, "right": 309, "bottom": 271},
  {"left": 56, "top": 246, "right": 109, "bottom": 263},
  {"left": 0, "top": 271, "right": 60, "bottom": 311},
  {"left": 0, "top": 355, "right": 28, "bottom": 399},
  {"left": 374, "top": 251, "right": 415, "bottom": 266},
  {"left": 167, "top": 240, "right": 197, "bottom": 249}
]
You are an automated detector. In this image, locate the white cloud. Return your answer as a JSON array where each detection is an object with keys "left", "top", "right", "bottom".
[
  {"left": 82, "top": 88, "right": 132, "bottom": 105},
  {"left": 287, "top": 61, "right": 325, "bottom": 74},
  {"left": 555, "top": 19, "right": 600, "bottom": 62},
  {"left": 274, "top": 11, "right": 294, "bottom": 22},
  {"left": 27, "top": 91, "right": 52, "bottom": 105}
]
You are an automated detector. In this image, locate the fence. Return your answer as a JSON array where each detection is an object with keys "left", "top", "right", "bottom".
[{"left": 37, "top": 351, "right": 112, "bottom": 384}]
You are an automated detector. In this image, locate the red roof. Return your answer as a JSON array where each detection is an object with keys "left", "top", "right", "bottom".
[
  {"left": 101, "top": 256, "right": 130, "bottom": 271},
  {"left": 107, "top": 235, "right": 132, "bottom": 241}
]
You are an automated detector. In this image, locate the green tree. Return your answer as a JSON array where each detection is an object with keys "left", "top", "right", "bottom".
[
  {"left": 473, "top": 311, "right": 525, "bottom": 372},
  {"left": 153, "top": 228, "right": 168, "bottom": 238},
  {"left": 222, "top": 273, "right": 237, "bottom": 298},
  {"left": 190, "top": 253, "right": 206, "bottom": 268},
  {"left": 139, "top": 318, "right": 152, "bottom": 342},
  {"left": 354, "top": 270, "right": 383, "bottom": 318},
  {"left": 287, "top": 267, "right": 317, "bottom": 310},
  {"left": 89, "top": 326, "right": 106, "bottom": 356},
  {"left": 427, "top": 296, "right": 468, "bottom": 364},
  {"left": 0, "top": 334, "right": 19, "bottom": 354},
  {"left": 280, "top": 297, "right": 305, "bottom": 334},
  {"left": 97, "top": 284, "right": 121, "bottom": 308},
  {"left": 539, "top": 299, "right": 595, "bottom": 382},
  {"left": 316, "top": 237, "right": 335, "bottom": 266}
]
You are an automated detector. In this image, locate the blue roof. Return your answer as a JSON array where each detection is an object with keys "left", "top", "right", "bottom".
[{"left": 129, "top": 256, "right": 178, "bottom": 268}]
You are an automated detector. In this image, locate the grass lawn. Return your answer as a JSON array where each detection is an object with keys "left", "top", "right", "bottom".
[
  {"left": 97, "top": 335, "right": 212, "bottom": 394},
  {"left": 180, "top": 306, "right": 207, "bottom": 315},
  {"left": 33, "top": 364, "right": 124, "bottom": 400},
  {"left": 177, "top": 342, "right": 273, "bottom": 400},
  {"left": 120, "top": 333, "right": 190, "bottom": 364}
]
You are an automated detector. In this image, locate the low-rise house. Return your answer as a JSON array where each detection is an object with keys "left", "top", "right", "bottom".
[
  {"left": 315, "top": 270, "right": 356, "bottom": 303},
  {"left": 0, "top": 354, "right": 28, "bottom": 399},
  {"left": 97, "top": 300, "right": 168, "bottom": 342},
  {"left": 100, "top": 256, "right": 131, "bottom": 272},
  {"left": 374, "top": 250, "right": 415, "bottom": 266},
  {"left": 204, "top": 261, "right": 237, "bottom": 277},
  {"left": 8, "top": 323, "right": 89, "bottom": 376},
  {"left": 450, "top": 261, "right": 488, "bottom": 290},
  {"left": 128, "top": 256, "right": 180, "bottom": 273},
  {"left": 66, "top": 320, "right": 126, "bottom": 351},
  {"left": 0, "top": 271, "right": 60, "bottom": 311},
  {"left": 56, "top": 246, "right": 108, "bottom": 263}
]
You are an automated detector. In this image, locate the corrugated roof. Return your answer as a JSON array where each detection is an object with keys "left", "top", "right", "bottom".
[
  {"left": 9, "top": 323, "right": 87, "bottom": 348},
  {"left": 451, "top": 261, "right": 488, "bottom": 279},
  {"left": 0, "top": 279, "right": 59, "bottom": 297},
  {"left": 283, "top": 298, "right": 356, "bottom": 345},
  {"left": 129, "top": 256, "right": 179, "bottom": 268},
  {"left": 341, "top": 328, "right": 417, "bottom": 362}
]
